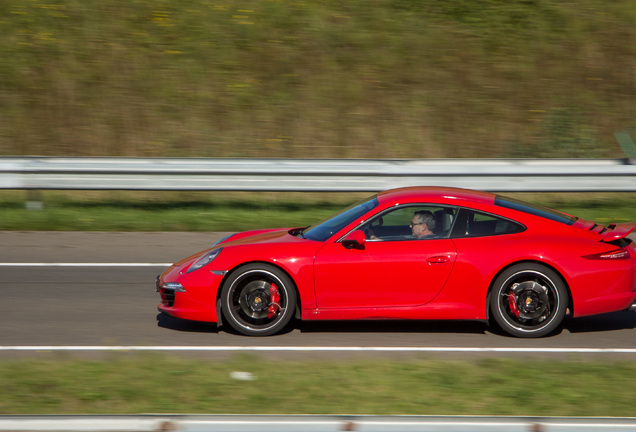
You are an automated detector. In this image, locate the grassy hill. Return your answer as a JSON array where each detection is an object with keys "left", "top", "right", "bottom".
[{"left": 1, "top": 0, "right": 635, "bottom": 159}]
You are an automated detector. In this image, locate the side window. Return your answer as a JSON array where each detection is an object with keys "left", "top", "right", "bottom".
[
  {"left": 360, "top": 205, "right": 457, "bottom": 241},
  {"left": 462, "top": 210, "right": 524, "bottom": 238}
]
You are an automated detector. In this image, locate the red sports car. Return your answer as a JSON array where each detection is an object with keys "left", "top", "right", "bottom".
[{"left": 157, "top": 187, "right": 636, "bottom": 338}]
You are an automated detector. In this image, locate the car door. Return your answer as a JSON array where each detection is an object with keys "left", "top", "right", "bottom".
[{"left": 313, "top": 205, "right": 458, "bottom": 309}]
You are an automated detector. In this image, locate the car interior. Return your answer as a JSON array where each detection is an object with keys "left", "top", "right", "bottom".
[{"left": 363, "top": 206, "right": 457, "bottom": 240}]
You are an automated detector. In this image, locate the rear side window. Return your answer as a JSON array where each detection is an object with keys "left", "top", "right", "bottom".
[
  {"left": 495, "top": 195, "right": 577, "bottom": 226},
  {"left": 454, "top": 209, "right": 525, "bottom": 238}
]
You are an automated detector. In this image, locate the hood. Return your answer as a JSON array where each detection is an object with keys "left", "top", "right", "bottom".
[
  {"left": 218, "top": 227, "right": 307, "bottom": 247},
  {"left": 171, "top": 228, "right": 306, "bottom": 268}
]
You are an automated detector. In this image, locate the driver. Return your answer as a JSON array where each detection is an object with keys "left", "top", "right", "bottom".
[{"left": 410, "top": 210, "right": 436, "bottom": 238}]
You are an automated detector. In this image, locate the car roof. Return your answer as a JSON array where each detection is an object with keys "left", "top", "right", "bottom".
[{"left": 376, "top": 186, "right": 496, "bottom": 207}]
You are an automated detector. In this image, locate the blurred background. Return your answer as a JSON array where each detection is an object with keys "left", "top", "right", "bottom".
[
  {"left": 2, "top": 2, "right": 636, "bottom": 423},
  {"left": 2, "top": 0, "right": 635, "bottom": 160}
]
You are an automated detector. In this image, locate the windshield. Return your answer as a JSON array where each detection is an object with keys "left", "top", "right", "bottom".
[
  {"left": 303, "top": 196, "right": 379, "bottom": 242},
  {"left": 495, "top": 195, "right": 577, "bottom": 226}
]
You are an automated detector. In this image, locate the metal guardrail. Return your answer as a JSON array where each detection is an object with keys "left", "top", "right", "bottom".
[
  {"left": 2, "top": 415, "right": 636, "bottom": 432},
  {"left": 1, "top": 157, "right": 636, "bottom": 192}
]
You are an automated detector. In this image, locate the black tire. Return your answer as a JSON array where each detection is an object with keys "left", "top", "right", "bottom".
[
  {"left": 220, "top": 263, "right": 297, "bottom": 336},
  {"left": 490, "top": 263, "right": 568, "bottom": 338}
]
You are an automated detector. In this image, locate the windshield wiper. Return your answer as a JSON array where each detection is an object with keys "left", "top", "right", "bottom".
[
  {"left": 289, "top": 227, "right": 307, "bottom": 239},
  {"left": 297, "top": 227, "right": 308, "bottom": 239}
]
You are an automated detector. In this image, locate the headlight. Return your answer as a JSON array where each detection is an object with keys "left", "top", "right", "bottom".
[{"left": 187, "top": 248, "right": 223, "bottom": 273}]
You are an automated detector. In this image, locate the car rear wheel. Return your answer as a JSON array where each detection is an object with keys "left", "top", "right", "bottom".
[
  {"left": 490, "top": 263, "right": 568, "bottom": 338},
  {"left": 221, "top": 264, "right": 297, "bottom": 336}
]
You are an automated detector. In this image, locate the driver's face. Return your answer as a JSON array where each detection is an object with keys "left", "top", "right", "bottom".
[{"left": 410, "top": 217, "right": 428, "bottom": 237}]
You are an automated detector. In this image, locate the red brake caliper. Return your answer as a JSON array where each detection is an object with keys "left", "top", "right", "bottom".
[
  {"left": 267, "top": 283, "right": 281, "bottom": 319},
  {"left": 508, "top": 292, "right": 520, "bottom": 317}
]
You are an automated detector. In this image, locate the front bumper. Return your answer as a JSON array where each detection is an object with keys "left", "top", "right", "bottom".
[
  {"left": 156, "top": 265, "right": 226, "bottom": 323},
  {"left": 156, "top": 278, "right": 186, "bottom": 307}
]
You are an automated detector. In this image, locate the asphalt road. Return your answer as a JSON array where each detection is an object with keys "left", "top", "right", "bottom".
[{"left": 1, "top": 231, "right": 635, "bottom": 360}]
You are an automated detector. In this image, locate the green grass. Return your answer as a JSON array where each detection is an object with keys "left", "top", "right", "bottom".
[
  {"left": 0, "top": 191, "right": 354, "bottom": 231},
  {"left": 1, "top": 0, "right": 635, "bottom": 159},
  {"left": 1, "top": 353, "right": 635, "bottom": 415},
  {"left": 1, "top": 191, "right": 635, "bottom": 232}
]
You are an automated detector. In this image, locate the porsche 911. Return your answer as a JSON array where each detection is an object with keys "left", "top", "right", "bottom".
[{"left": 157, "top": 187, "right": 636, "bottom": 338}]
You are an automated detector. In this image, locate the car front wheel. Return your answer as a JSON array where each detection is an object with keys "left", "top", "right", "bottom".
[
  {"left": 221, "top": 264, "right": 297, "bottom": 336},
  {"left": 490, "top": 263, "right": 568, "bottom": 338}
]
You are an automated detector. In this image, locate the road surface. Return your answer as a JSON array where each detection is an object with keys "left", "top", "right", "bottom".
[{"left": 1, "top": 231, "right": 635, "bottom": 359}]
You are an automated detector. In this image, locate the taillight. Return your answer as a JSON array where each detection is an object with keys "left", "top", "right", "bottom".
[{"left": 583, "top": 248, "right": 631, "bottom": 260}]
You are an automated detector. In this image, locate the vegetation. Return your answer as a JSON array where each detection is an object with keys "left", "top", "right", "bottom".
[
  {"left": 1, "top": 0, "right": 636, "bottom": 159},
  {"left": 1, "top": 354, "right": 636, "bottom": 415},
  {"left": 1, "top": 190, "right": 636, "bottom": 231},
  {"left": 3, "top": 4, "right": 636, "bottom": 417},
  {"left": 0, "top": 191, "right": 346, "bottom": 231}
]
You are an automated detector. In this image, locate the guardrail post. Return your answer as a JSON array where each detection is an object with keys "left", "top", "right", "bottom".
[
  {"left": 156, "top": 420, "right": 178, "bottom": 432},
  {"left": 615, "top": 130, "right": 636, "bottom": 162},
  {"left": 341, "top": 420, "right": 357, "bottom": 431},
  {"left": 25, "top": 190, "right": 43, "bottom": 211}
]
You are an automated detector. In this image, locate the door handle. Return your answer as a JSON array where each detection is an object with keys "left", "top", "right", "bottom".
[{"left": 427, "top": 255, "right": 449, "bottom": 264}]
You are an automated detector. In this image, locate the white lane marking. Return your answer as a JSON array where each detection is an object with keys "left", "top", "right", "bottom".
[
  {"left": 0, "top": 263, "right": 171, "bottom": 267},
  {"left": 1, "top": 346, "right": 636, "bottom": 353}
]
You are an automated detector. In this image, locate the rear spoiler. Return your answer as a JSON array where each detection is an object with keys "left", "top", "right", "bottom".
[{"left": 583, "top": 222, "right": 636, "bottom": 241}]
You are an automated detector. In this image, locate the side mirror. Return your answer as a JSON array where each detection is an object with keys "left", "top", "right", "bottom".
[{"left": 342, "top": 230, "right": 366, "bottom": 250}]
